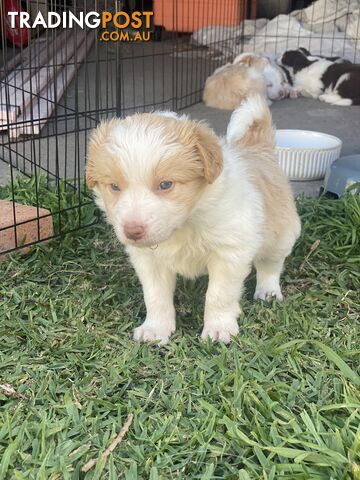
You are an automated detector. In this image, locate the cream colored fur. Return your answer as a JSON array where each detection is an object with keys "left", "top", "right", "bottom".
[
  {"left": 203, "top": 63, "right": 267, "bottom": 110},
  {"left": 203, "top": 53, "right": 294, "bottom": 110},
  {"left": 87, "top": 95, "right": 301, "bottom": 345}
]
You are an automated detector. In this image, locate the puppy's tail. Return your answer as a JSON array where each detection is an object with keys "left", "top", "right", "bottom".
[{"left": 226, "top": 94, "right": 275, "bottom": 149}]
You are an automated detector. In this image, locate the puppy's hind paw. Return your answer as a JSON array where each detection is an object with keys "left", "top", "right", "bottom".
[
  {"left": 133, "top": 321, "right": 175, "bottom": 345},
  {"left": 201, "top": 320, "right": 239, "bottom": 344}
]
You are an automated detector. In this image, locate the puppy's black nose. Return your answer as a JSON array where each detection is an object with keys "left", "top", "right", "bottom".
[{"left": 124, "top": 223, "right": 146, "bottom": 241}]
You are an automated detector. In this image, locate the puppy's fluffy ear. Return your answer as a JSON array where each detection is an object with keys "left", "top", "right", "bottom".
[
  {"left": 86, "top": 120, "right": 114, "bottom": 188},
  {"left": 298, "top": 47, "right": 311, "bottom": 56},
  {"left": 235, "top": 54, "right": 268, "bottom": 69},
  {"left": 193, "top": 122, "right": 223, "bottom": 183},
  {"left": 238, "top": 55, "right": 253, "bottom": 66},
  {"left": 281, "top": 50, "right": 311, "bottom": 73},
  {"left": 86, "top": 146, "right": 97, "bottom": 188},
  {"left": 280, "top": 50, "right": 298, "bottom": 67}
]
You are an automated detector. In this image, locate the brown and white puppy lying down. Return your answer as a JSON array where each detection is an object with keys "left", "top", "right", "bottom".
[
  {"left": 233, "top": 53, "right": 296, "bottom": 100},
  {"left": 203, "top": 62, "right": 267, "bottom": 110},
  {"left": 203, "top": 53, "right": 295, "bottom": 110},
  {"left": 86, "top": 95, "right": 301, "bottom": 344}
]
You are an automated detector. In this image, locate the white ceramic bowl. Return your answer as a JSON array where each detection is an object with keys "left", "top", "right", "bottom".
[{"left": 275, "top": 130, "right": 342, "bottom": 181}]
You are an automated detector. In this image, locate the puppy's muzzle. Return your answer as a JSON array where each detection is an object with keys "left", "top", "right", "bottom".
[{"left": 124, "top": 223, "right": 146, "bottom": 241}]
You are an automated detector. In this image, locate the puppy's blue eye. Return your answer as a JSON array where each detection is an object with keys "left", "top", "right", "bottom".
[
  {"left": 159, "top": 181, "right": 173, "bottom": 190},
  {"left": 111, "top": 183, "right": 120, "bottom": 191}
]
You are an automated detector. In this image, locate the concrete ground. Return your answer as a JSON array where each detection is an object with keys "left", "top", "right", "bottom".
[
  {"left": 183, "top": 98, "right": 360, "bottom": 197},
  {"left": 1, "top": 38, "right": 359, "bottom": 196}
]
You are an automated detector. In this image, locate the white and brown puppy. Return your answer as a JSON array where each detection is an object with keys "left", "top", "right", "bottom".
[
  {"left": 279, "top": 48, "right": 360, "bottom": 106},
  {"left": 203, "top": 62, "right": 267, "bottom": 110},
  {"left": 203, "top": 53, "right": 292, "bottom": 110},
  {"left": 86, "top": 96, "right": 301, "bottom": 344},
  {"left": 233, "top": 52, "right": 295, "bottom": 100}
]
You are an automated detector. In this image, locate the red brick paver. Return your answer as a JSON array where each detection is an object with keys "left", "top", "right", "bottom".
[{"left": 0, "top": 200, "right": 53, "bottom": 256}]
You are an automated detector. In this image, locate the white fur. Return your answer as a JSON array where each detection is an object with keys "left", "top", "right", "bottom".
[
  {"left": 319, "top": 93, "right": 352, "bottom": 106},
  {"left": 319, "top": 73, "right": 352, "bottom": 105},
  {"left": 126, "top": 145, "right": 264, "bottom": 343},
  {"left": 154, "top": 110, "right": 188, "bottom": 120},
  {"left": 307, "top": 55, "right": 347, "bottom": 64},
  {"left": 263, "top": 61, "right": 288, "bottom": 100},
  {"left": 333, "top": 73, "right": 350, "bottom": 92},
  {"left": 226, "top": 95, "right": 266, "bottom": 143},
  {"left": 293, "top": 59, "right": 331, "bottom": 98}
]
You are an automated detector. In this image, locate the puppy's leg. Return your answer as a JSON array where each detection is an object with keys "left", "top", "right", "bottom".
[
  {"left": 129, "top": 250, "right": 176, "bottom": 345},
  {"left": 253, "top": 256, "right": 285, "bottom": 301},
  {"left": 288, "top": 87, "right": 300, "bottom": 98},
  {"left": 319, "top": 93, "right": 352, "bottom": 106},
  {"left": 201, "top": 256, "right": 251, "bottom": 343}
]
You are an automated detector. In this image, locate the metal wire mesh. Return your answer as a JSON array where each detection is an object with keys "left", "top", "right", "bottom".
[{"left": 0, "top": 0, "right": 359, "bottom": 254}]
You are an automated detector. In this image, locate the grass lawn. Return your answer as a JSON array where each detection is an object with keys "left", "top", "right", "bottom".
[{"left": 0, "top": 192, "right": 359, "bottom": 479}]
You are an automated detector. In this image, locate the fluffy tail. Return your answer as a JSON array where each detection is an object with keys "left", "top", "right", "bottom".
[{"left": 226, "top": 94, "right": 275, "bottom": 149}]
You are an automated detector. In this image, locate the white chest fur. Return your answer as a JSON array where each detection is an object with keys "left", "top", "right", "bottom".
[{"left": 153, "top": 224, "right": 211, "bottom": 278}]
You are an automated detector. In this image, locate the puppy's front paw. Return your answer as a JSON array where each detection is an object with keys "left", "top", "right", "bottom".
[
  {"left": 201, "top": 319, "right": 239, "bottom": 344},
  {"left": 254, "top": 285, "right": 283, "bottom": 302},
  {"left": 133, "top": 321, "right": 175, "bottom": 345},
  {"left": 289, "top": 88, "right": 299, "bottom": 99}
]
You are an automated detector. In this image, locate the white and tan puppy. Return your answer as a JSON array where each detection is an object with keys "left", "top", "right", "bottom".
[
  {"left": 233, "top": 52, "right": 296, "bottom": 100},
  {"left": 203, "top": 62, "right": 267, "bottom": 110},
  {"left": 86, "top": 95, "right": 301, "bottom": 344}
]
